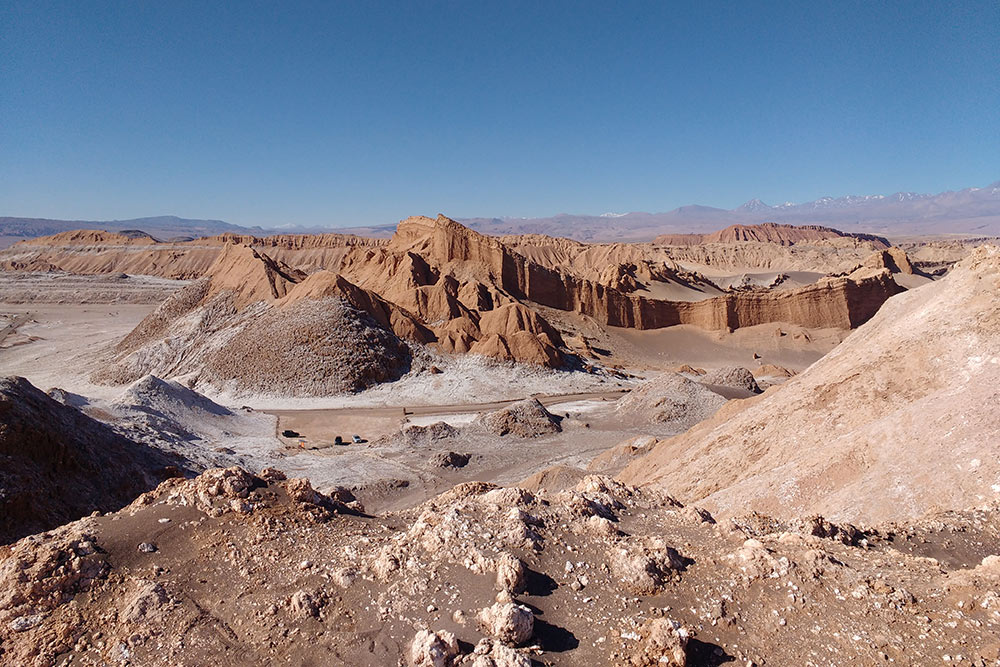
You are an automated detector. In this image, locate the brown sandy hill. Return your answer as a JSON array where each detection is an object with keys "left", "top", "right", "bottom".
[
  {"left": 204, "top": 243, "right": 307, "bottom": 307},
  {"left": 200, "top": 298, "right": 412, "bottom": 396},
  {"left": 93, "top": 246, "right": 414, "bottom": 396},
  {"left": 616, "top": 373, "right": 729, "bottom": 429},
  {"left": 3, "top": 467, "right": 1000, "bottom": 665},
  {"left": 279, "top": 270, "right": 434, "bottom": 343},
  {"left": 701, "top": 366, "right": 761, "bottom": 394},
  {"left": 475, "top": 398, "right": 562, "bottom": 437},
  {"left": 0, "top": 376, "right": 179, "bottom": 544},
  {"left": 751, "top": 364, "right": 795, "bottom": 378},
  {"left": 620, "top": 244, "right": 1000, "bottom": 524}
]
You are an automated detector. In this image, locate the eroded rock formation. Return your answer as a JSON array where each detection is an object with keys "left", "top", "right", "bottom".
[{"left": 17, "top": 216, "right": 907, "bottom": 380}]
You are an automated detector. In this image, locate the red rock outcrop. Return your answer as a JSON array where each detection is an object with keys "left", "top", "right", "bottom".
[
  {"left": 390, "top": 217, "right": 902, "bottom": 332},
  {"left": 278, "top": 270, "right": 435, "bottom": 344},
  {"left": 204, "top": 244, "right": 307, "bottom": 307},
  {"left": 863, "top": 247, "right": 916, "bottom": 274}
]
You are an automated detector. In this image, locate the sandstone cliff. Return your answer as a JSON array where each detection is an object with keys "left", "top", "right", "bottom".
[
  {"left": 390, "top": 216, "right": 901, "bottom": 332},
  {"left": 653, "top": 222, "right": 890, "bottom": 247}
]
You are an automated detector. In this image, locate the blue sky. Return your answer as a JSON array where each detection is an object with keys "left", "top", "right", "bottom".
[{"left": 1, "top": 1, "right": 997, "bottom": 227}]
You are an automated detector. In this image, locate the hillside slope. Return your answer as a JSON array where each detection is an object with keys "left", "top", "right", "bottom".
[
  {"left": 620, "top": 244, "right": 1000, "bottom": 524},
  {"left": 0, "top": 376, "right": 179, "bottom": 544},
  {"left": 93, "top": 245, "right": 416, "bottom": 395}
]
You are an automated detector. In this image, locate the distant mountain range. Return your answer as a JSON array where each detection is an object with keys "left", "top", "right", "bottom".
[
  {"left": 459, "top": 181, "right": 1000, "bottom": 241},
  {"left": 3, "top": 181, "right": 999, "bottom": 245},
  {"left": 0, "top": 216, "right": 251, "bottom": 243}
]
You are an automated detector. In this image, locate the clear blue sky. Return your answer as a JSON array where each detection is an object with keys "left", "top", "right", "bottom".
[{"left": 2, "top": 1, "right": 998, "bottom": 227}]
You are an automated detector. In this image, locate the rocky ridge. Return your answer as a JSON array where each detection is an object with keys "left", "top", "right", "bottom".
[
  {"left": 2, "top": 467, "right": 999, "bottom": 665},
  {"left": 654, "top": 222, "right": 890, "bottom": 247},
  {"left": 8, "top": 217, "right": 913, "bottom": 399}
]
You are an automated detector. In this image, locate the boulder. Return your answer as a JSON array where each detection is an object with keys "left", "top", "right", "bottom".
[
  {"left": 431, "top": 451, "right": 471, "bottom": 469},
  {"left": 470, "top": 639, "right": 532, "bottom": 667},
  {"left": 476, "top": 398, "right": 561, "bottom": 438},
  {"left": 701, "top": 366, "right": 761, "bottom": 394},
  {"left": 477, "top": 602, "right": 534, "bottom": 645},
  {"left": 609, "top": 538, "right": 685, "bottom": 595},
  {"left": 410, "top": 629, "right": 461, "bottom": 667},
  {"left": 630, "top": 618, "right": 690, "bottom": 666}
]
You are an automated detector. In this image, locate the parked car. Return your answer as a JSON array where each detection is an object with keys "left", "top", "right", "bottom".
[
  {"left": 352, "top": 434, "right": 362, "bottom": 443},
  {"left": 282, "top": 429, "right": 301, "bottom": 438}
]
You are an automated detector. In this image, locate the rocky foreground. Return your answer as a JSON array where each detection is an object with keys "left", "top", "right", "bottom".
[{"left": 2, "top": 467, "right": 999, "bottom": 666}]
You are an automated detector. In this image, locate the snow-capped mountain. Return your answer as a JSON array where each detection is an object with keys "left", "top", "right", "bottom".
[
  {"left": 9, "top": 182, "right": 995, "bottom": 245},
  {"left": 458, "top": 180, "right": 1000, "bottom": 241},
  {"left": 735, "top": 198, "right": 772, "bottom": 213}
]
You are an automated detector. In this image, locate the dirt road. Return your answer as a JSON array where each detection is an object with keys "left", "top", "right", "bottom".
[{"left": 265, "top": 389, "right": 629, "bottom": 445}]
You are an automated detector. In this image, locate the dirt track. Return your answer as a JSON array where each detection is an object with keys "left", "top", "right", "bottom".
[
  {"left": 265, "top": 389, "right": 629, "bottom": 446},
  {"left": 266, "top": 389, "right": 628, "bottom": 420}
]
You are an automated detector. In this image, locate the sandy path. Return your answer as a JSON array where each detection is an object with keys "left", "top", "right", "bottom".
[{"left": 266, "top": 390, "right": 628, "bottom": 444}]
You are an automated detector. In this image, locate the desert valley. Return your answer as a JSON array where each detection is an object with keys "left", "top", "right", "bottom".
[
  {"left": 6, "top": 2, "right": 1000, "bottom": 663},
  {"left": 1, "top": 212, "right": 999, "bottom": 666}
]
